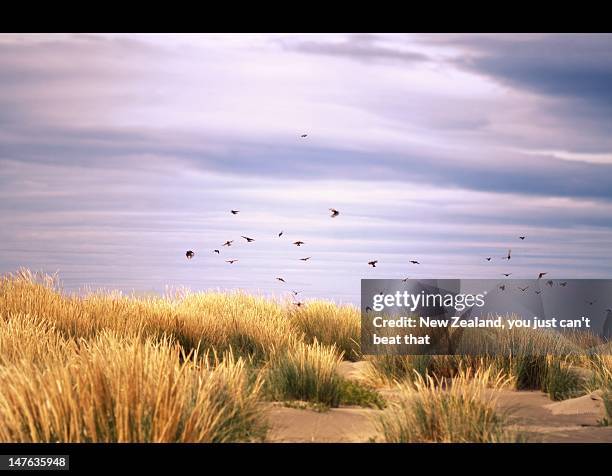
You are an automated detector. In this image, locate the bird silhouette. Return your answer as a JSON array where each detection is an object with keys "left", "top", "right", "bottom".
[
  {"left": 402, "top": 277, "right": 411, "bottom": 282},
  {"left": 535, "top": 290, "right": 542, "bottom": 295},
  {"left": 231, "top": 210, "right": 239, "bottom": 215},
  {"left": 538, "top": 272, "right": 547, "bottom": 279},
  {"left": 213, "top": 249, "right": 220, "bottom": 254},
  {"left": 329, "top": 208, "right": 340, "bottom": 218},
  {"left": 291, "top": 290, "right": 301, "bottom": 296},
  {"left": 241, "top": 236, "right": 255, "bottom": 242},
  {"left": 300, "top": 134, "right": 308, "bottom": 138},
  {"left": 519, "top": 236, "right": 525, "bottom": 240},
  {"left": 185, "top": 250, "right": 195, "bottom": 259},
  {"left": 503, "top": 273, "right": 512, "bottom": 277},
  {"left": 368, "top": 260, "right": 378, "bottom": 267},
  {"left": 410, "top": 260, "right": 420, "bottom": 265},
  {"left": 365, "top": 306, "right": 373, "bottom": 313},
  {"left": 223, "top": 240, "right": 233, "bottom": 247},
  {"left": 518, "top": 286, "right": 529, "bottom": 292},
  {"left": 294, "top": 302, "right": 304, "bottom": 307},
  {"left": 560, "top": 282, "right": 568, "bottom": 287},
  {"left": 293, "top": 241, "right": 305, "bottom": 246},
  {"left": 300, "top": 257, "right": 312, "bottom": 261},
  {"left": 486, "top": 257, "right": 492, "bottom": 261},
  {"left": 499, "top": 284, "right": 506, "bottom": 291},
  {"left": 505, "top": 249, "right": 512, "bottom": 260},
  {"left": 276, "top": 277, "right": 286, "bottom": 283},
  {"left": 226, "top": 259, "right": 238, "bottom": 264},
  {"left": 546, "top": 280, "right": 554, "bottom": 287},
  {"left": 586, "top": 299, "right": 597, "bottom": 306},
  {"left": 279, "top": 231, "right": 283, "bottom": 237}
]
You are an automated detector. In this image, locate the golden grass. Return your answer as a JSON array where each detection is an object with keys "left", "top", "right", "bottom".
[
  {"left": 265, "top": 340, "right": 344, "bottom": 406},
  {"left": 289, "top": 301, "right": 361, "bottom": 361},
  {"left": 1, "top": 269, "right": 611, "bottom": 442},
  {"left": 376, "top": 365, "right": 522, "bottom": 442},
  {"left": 0, "top": 332, "right": 266, "bottom": 442},
  {"left": 0, "top": 270, "right": 297, "bottom": 364}
]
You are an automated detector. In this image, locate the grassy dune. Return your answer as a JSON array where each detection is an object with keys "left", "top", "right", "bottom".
[
  {"left": 0, "top": 269, "right": 610, "bottom": 442},
  {"left": 376, "top": 365, "right": 520, "bottom": 442}
]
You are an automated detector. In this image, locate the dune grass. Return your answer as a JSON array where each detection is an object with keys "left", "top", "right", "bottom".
[
  {"left": 364, "top": 324, "right": 603, "bottom": 402},
  {"left": 0, "top": 270, "right": 297, "bottom": 365},
  {"left": 289, "top": 302, "right": 361, "bottom": 361},
  {"left": 583, "top": 355, "right": 612, "bottom": 425},
  {"left": 0, "top": 331, "right": 266, "bottom": 442},
  {"left": 376, "top": 365, "right": 522, "bottom": 442},
  {"left": 1, "top": 269, "right": 610, "bottom": 442},
  {"left": 264, "top": 340, "right": 344, "bottom": 407}
]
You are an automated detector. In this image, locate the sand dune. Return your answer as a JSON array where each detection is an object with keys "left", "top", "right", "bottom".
[{"left": 266, "top": 361, "right": 612, "bottom": 443}]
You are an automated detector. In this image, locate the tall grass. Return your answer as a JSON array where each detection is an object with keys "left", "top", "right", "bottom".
[
  {"left": 1, "top": 269, "right": 610, "bottom": 442},
  {"left": 0, "top": 332, "right": 266, "bottom": 442},
  {"left": 365, "top": 355, "right": 434, "bottom": 386},
  {"left": 289, "top": 302, "right": 361, "bottom": 361},
  {"left": 0, "top": 270, "right": 296, "bottom": 364},
  {"left": 583, "top": 355, "right": 612, "bottom": 425},
  {"left": 376, "top": 365, "right": 522, "bottom": 442},
  {"left": 265, "top": 341, "right": 344, "bottom": 407}
]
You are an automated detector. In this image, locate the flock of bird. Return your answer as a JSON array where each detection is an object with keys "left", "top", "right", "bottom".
[
  {"left": 184, "top": 199, "right": 341, "bottom": 306},
  {"left": 184, "top": 207, "right": 569, "bottom": 306},
  {"left": 180, "top": 134, "right": 607, "bottom": 311}
]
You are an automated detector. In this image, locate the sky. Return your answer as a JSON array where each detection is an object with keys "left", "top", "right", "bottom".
[{"left": 1, "top": 33, "right": 612, "bottom": 304}]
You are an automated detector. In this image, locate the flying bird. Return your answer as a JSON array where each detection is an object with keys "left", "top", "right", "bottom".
[
  {"left": 223, "top": 240, "right": 233, "bottom": 247},
  {"left": 231, "top": 210, "right": 239, "bottom": 215},
  {"left": 241, "top": 236, "right": 255, "bottom": 242},
  {"left": 279, "top": 231, "right": 283, "bottom": 237},
  {"left": 368, "top": 260, "right": 378, "bottom": 267},
  {"left": 518, "top": 286, "right": 529, "bottom": 292},
  {"left": 535, "top": 290, "right": 542, "bottom": 295},
  {"left": 586, "top": 299, "right": 597, "bottom": 306},
  {"left": 560, "top": 282, "right": 568, "bottom": 287},
  {"left": 329, "top": 208, "right": 340, "bottom": 218},
  {"left": 276, "top": 277, "right": 286, "bottom": 283},
  {"left": 538, "top": 272, "right": 547, "bottom": 279},
  {"left": 519, "top": 236, "right": 525, "bottom": 240},
  {"left": 300, "top": 134, "right": 308, "bottom": 138},
  {"left": 503, "top": 273, "right": 512, "bottom": 277},
  {"left": 485, "top": 257, "right": 492, "bottom": 261},
  {"left": 365, "top": 306, "right": 373, "bottom": 313},
  {"left": 293, "top": 241, "right": 305, "bottom": 246},
  {"left": 410, "top": 260, "right": 420, "bottom": 265},
  {"left": 294, "top": 302, "right": 304, "bottom": 307},
  {"left": 505, "top": 249, "right": 512, "bottom": 260},
  {"left": 499, "top": 284, "right": 506, "bottom": 291},
  {"left": 185, "top": 250, "right": 195, "bottom": 259},
  {"left": 402, "top": 277, "right": 411, "bottom": 282},
  {"left": 300, "top": 257, "right": 312, "bottom": 261},
  {"left": 546, "top": 280, "right": 554, "bottom": 287},
  {"left": 291, "top": 290, "right": 301, "bottom": 296},
  {"left": 226, "top": 259, "right": 238, "bottom": 264},
  {"left": 213, "top": 249, "right": 220, "bottom": 254}
]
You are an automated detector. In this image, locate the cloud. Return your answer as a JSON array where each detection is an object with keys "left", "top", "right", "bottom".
[
  {"left": 1, "top": 34, "right": 612, "bottom": 301},
  {"left": 278, "top": 33, "right": 430, "bottom": 64},
  {"left": 3, "top": 121, "right": 612, "bottom": 202},
  {"left": 438, "top": 34, "right": 612, "bottom": 110}
]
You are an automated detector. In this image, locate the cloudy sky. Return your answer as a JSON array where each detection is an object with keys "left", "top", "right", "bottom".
[{"left": 1, "top": 33, "right": 612, "bottom": 303}]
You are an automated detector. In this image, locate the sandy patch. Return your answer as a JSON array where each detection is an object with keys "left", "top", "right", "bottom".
[{"left": 265, "top": 403, "right": 379, "bottom": 443}]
